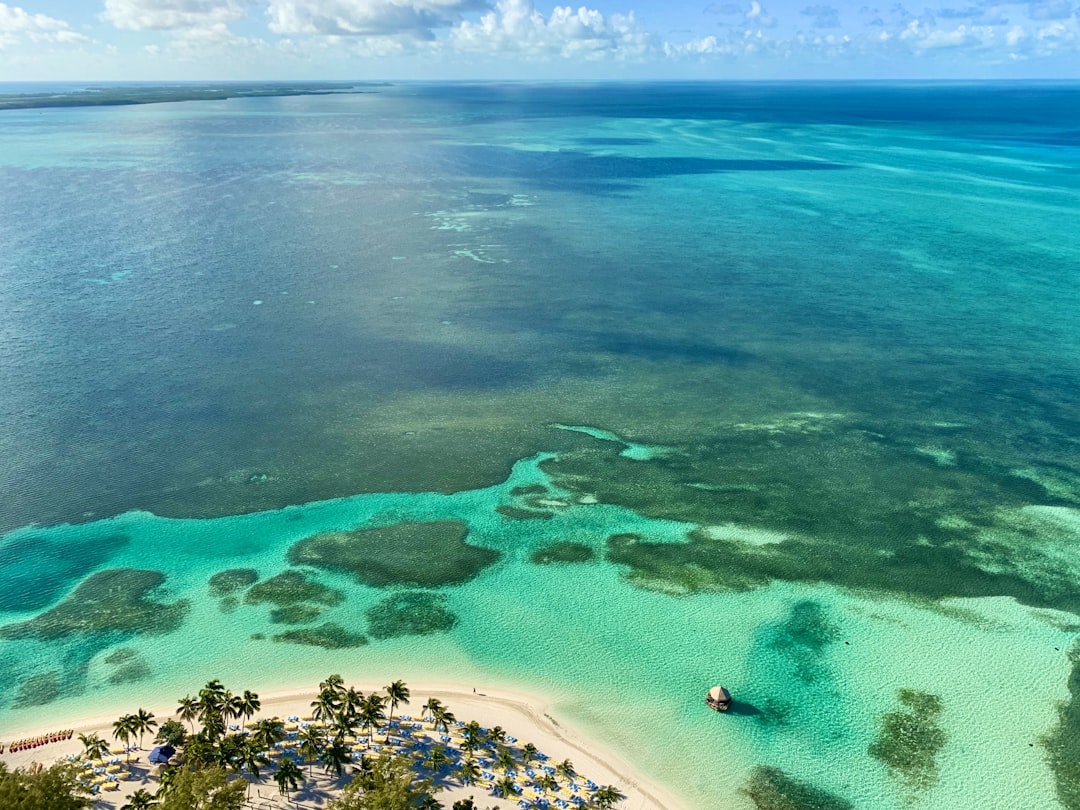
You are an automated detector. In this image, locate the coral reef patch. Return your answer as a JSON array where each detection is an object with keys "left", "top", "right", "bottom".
[
  {"left": 270, "top": 622, "right": 368, "bottom": 649},
  {"left": 365, "top": 591, "right": 457, "bottom": 639},
  {"left": 288, "top": 520, "right": 499, "bottom": 587},
  {"left": 0, "top": 569, "right": 189, "bottom": 641}
]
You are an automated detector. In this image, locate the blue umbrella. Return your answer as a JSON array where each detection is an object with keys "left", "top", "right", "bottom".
[{"left": 148, "top": 744, "right": 175, "bottom": 764}]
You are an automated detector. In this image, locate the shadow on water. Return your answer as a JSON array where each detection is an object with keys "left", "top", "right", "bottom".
[
  {"left": 724, "top": 700, "right": 765, "bottom": 718},
  {"left": 592, "top": 335, "right": 757, "bottom": 366},
  {"left": 435, "top": 144, "right": 849, "bottom": 192}
]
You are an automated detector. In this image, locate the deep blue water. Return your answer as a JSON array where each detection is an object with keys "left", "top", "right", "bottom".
[{"left": 1, "top": 82, "right": 1079, "bottom": 809}]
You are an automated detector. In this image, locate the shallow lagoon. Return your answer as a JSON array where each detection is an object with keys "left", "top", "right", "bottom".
[{"left": 1, "top": 82, "right": 1079, "bottom": 808}]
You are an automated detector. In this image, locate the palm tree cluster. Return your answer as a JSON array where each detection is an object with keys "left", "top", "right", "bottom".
[
  {"left": 98, "top": 675, "right": 625, "bottom": 810},
  {"left": 109, "top": 709, "right": 157, "bottom": 763}
]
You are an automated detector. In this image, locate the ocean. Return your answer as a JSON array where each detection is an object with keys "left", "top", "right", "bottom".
[{"left": 1, "top": 81, "right": 1078, "bottom": 809}]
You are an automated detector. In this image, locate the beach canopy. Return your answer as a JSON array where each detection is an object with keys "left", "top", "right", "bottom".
[
  {"left": 148, "top": 744, "right": 175, "bottom": 764},
  {"left": 707, "top": 686, "right": 731, "bottom": 704}
]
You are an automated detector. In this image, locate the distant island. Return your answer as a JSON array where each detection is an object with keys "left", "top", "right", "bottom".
[{"left": 0, "top": 82, "right": 386, "bottom": 111}]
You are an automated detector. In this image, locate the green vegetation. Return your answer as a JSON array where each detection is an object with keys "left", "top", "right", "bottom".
[
  {"left": 0, "top": 568, "right": 189, "bottom": 641},
  {"left": 530, "top": 541, "right": 596, "bottom": 565},
  {"left": 0, "top": 82, "right": 375, "bottom": 111},
  {"left": 868, "top": 689, "right": 946, "bottom": 795},
  {"left": 271, "top": 622, "right": 368, "bottom": 649},
  {"left": 208, "top": 569, "right": 259, "bottom": 598},
  {"left": 1043, "top": 644, "right": 1080, "bottom": 810},
  {"left": 365, "top": 591, "right": 457, "bottom": 639},
  {"left": 289, "top": 520, "right": 500, "bottom": 587},
  {"left": 155, "top": 765, "right": 246, "bottom": 810},
  {"left": 743, "top": 766, "right": 854, "bottom": 810},
  {"left": 328, "top": 751, "right": 439, "bottom": 810},
  {"left": 0, "top": 761, "right": 93, "bottom": 809},
  {"left": 6, "top": 670, "right": 624, "bottom": 809},
  {"left": 156, "top": 719, "right": 189, "bottom": 748}
]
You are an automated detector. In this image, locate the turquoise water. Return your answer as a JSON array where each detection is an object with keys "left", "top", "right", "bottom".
[{"left": 1, "top": 82, "right": 1079, "bottom": 809}]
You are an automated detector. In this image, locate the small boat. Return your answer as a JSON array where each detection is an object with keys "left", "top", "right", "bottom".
[{"left": 705, "top": 685, "right": 732, "bottom": 712}]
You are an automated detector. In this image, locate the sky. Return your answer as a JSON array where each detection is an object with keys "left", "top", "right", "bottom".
[{"left": 1, "top": 0, "right": 1078, "bottom": 81}]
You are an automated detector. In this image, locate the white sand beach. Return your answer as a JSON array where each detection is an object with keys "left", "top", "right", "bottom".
[{"left": 1, "top": 679, "right": 691, "bottom": 810}]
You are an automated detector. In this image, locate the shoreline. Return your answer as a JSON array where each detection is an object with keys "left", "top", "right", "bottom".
[{"left": 0, "top": 677, "right": 692, "bottom": 810}]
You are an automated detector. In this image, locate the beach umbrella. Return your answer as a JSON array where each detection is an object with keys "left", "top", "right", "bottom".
[{"left": 148, "top": 744, "right": 176, "bottom": 764}]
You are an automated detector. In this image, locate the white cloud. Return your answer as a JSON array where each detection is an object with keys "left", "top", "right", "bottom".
[
  {"left": 663, "top": 35, "right": 732, "bottom": 57},
  {"left": 451, "top": 0, "right": 652, "bottom": 60},
  {"left": 102, "top": 0, "right": 249, "bottom": 32},
  {"left": 745, "top": 1, "right": 777, "bottom": 28},
  {"left": 0, "top": 2, "right": 89, "bottom": 47},
  {"left": 266, "top": 0, "right": 488, "bottom": 38}
]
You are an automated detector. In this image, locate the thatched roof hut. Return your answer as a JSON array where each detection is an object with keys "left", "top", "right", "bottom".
[{"left": 705, "top": 685, "right": 732, "bottom": 712}]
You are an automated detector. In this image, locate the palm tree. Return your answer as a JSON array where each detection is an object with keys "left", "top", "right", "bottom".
[
  {"left": 310, "top": 690, "right": 340, "bottom": 723},
  {"left": 487, "top": 725, "right": 507, "bottom": 747},
  {"left": 122, "top": 788, "right": 158, "bottom": 810},
  {"left": 251, "top": 716, "right": 286, "bottom": 753},
  {"left": 181, "top": 733, "right": 219, "bottom": 770},
  {"left": 538, "top": 772, "right": 558, "bottom": 798},
  {"left": 222, "top": 690, "right": 244, "bottom": 728},
  {"left": 521, "top": 742, "right": 539, "bottom": 766},
  {"left": 202, "top": 711, "right": 226, "bottom": 742},
  {"left": 198, "top": 679, "right": 227, "bottom": 726},
  {"left": 592, "top": 785, "right": 627, "bottom": 809},
  {"left": 455, "top": 757, "right": 480, "bottom": 786},
  {"left": 422, "top": 697, "right": 444, "bottom": 725},
  {"left": 360, "top": 693, "right": 386, "bottom": 742},
  {"left": 112, "top": 714, "right": 138, "bottom": 762},
  {"left": 425, "top": 745, "right": 451, "bottom": 775},
  {"left": 133, "top": 708, "right": 157, "bottom": 749},
  {"left": 494, "top": 775, "right": 517, "bottom": 798},
  {"left": 298, "top": 725, "right": 325, "bottom": 777},
  {"left": 322, "top": 737, "right": 351, "bottom": 779},
  {"left": 238, "top": 686, "right": 259, "bottom": 734},
  {"left": 238, "top": 690, "right": 261, "bottom": 731},
  {"left": 79, "top": 732, "right": 109, "bottom": 761},
  {"left": 233, "top": 739, "right": 267, "bottom": 799},
  {"left": 461, "top": 721, "right": 484, "bottom": 757},
  {"left": 155, "top": 765, "right": 178, "bottom": 797},
  {"left": 431, "top": 706, "right": 455, "bottom": 734},
  {"left": 495, "top": 746, "right": 515, "bottom": 776},
  {"left": 384, "top": 679, "right": 410, "bottom": 737},
  {"left": 320, "top": 673, "right": 346, "bottom": 696},
  {"left": 330, "top": 710, "right": 359, "bottom": 744},
  {"left": 342, "top": 686, "right": 365, "bottom": 717},
  {"left": 176, "top": 695, "right": 200, "bottom": 733},
  {"left": 275, "top": 757, "right": 303, "bottom": 799},
  {"left": 557, "top": 758, "right": 576, "bottom": 782}
]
